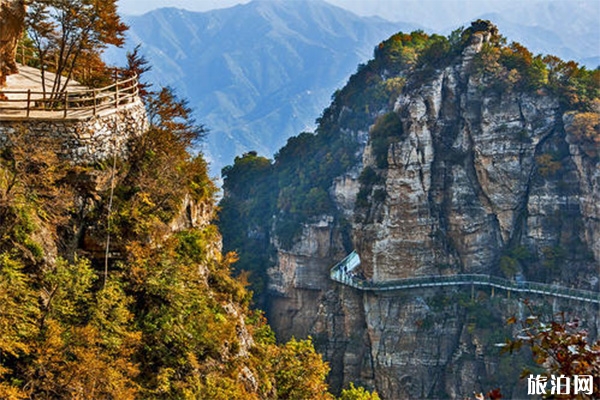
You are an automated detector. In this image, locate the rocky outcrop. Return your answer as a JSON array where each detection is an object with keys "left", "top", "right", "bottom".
[
  {"left": 267, "top": 216, "right": 346, "bottom": 339},
  {"left": 265, "top": 22, "right": 599, "bottom": 399},
  {"left": 356, "top": 58, "right": 564, "bottom": 282},
  {"left": 564, "top": 112, "right": 600, "bottom": 267}
]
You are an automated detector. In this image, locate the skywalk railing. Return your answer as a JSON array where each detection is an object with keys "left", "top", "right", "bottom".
[
  {"left": 0, "top": 74, "right": 139, "bottom": 119},
  {"left": 330, "top": 251, "right": 600, "bottom": 304}
]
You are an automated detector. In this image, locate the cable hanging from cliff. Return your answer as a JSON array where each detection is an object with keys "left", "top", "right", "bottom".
[{"left": 104, "top": 119, "right": 119, "bottom": 288}]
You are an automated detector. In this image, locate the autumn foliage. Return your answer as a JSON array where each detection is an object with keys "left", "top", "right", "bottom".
[
  {"left": 0, "top": 48, "right": 379, "bottom": 398},
  {"left": 25, "top": 0, "right": 128, "bottom": 93},
  {"left": 496, "top": 306, "right": 600, "bottom": 399}
]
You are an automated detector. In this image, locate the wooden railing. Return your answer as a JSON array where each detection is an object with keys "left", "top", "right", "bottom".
[{"left": 0, "top": 74, "right": 139, "bottom": 119}]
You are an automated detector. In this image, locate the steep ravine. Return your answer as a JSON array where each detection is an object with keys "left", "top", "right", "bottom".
[{"left": 261, "top": 23, "right": 599, "bottom": 399}]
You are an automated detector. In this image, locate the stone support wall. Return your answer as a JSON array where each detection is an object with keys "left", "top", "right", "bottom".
[{"left": 0, "top": 99, "right": 148, "bottom": 163}]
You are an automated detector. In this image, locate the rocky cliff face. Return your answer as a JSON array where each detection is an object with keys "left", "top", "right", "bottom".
[
  {"left": 264, "top": 23, "right": 599, "bottom": 399},
  {"left": 356, "top": 31, "right": 598, "bottom": 287}
]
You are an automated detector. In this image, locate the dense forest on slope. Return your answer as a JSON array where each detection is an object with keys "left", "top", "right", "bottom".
[
  {"left": 0, "top": 2, "right": 383, "bottom": 397},
  {"left": 0, "top": 86, "right": 337, "bottom": 399},
  {"left": 0, "top": 88, "right": 385, "bottom": 400},
  {"left": 219, "top": 21, "right": 599, "bottom": 302}
]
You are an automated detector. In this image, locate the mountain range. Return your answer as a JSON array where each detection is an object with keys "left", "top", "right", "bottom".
[
  {"left": 109, "top": 0, "right": 415, "bottom": 174},
  {"left": 106, "top": 0, "right": 599, "bottom": 176}
]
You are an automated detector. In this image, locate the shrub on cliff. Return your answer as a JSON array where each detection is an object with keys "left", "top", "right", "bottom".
[
  {"left": 497, "top": 307, "right": 600, "bottom": 399},
  {"left": 339, "top": 383, "right": 381, "bottom": 400},
  {"left": 473, "top": 29, "right": 600, "bottom": 114},
  {"left": 565, "top": 99, "right": 600, "bottom": 158}
]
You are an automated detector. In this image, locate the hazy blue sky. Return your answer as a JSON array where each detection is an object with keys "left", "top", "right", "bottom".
[{"left": 117, "top": 0, "right": 600, "bottom": 34}]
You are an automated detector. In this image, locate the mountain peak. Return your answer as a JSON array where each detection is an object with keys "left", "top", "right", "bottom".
[
  {"left": 116, "top": 2, "right": 414, "bottom": 174},
  {"left": 463, "top": 19, "right": 500, "bottom": 55}
]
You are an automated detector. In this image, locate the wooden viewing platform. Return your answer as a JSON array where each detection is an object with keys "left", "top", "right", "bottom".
[{"left": 0, "top": 65, "right": 139, "bottom": 120}]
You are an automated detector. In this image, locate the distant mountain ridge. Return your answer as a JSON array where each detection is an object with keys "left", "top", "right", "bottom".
[
  {"left": 107, "top": 0, "right": 599, "bottom": 175},
  {"left": 113, "top": 0, "right": 415, "bottom": 173}
]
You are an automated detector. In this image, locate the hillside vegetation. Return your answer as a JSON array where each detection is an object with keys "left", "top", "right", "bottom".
[
  {"left": 0, "top": 5, "right": 380, "bottom": 397},
  {"left": 0, "top": 89, "right": 316, "bottom": 399},
  {"left": 0, "top": 84, "right": 386, "bottom": 399}
]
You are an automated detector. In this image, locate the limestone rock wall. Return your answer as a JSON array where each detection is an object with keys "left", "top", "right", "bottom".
[
  {"left": 265, "top": 24, "right": 599, "bottom": 399},
  {"left": 355, "top": 63, "right": 568, "bottom": 282},
  {"left": 267, "top": 216, "right": 346, "bottom": 339}
]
